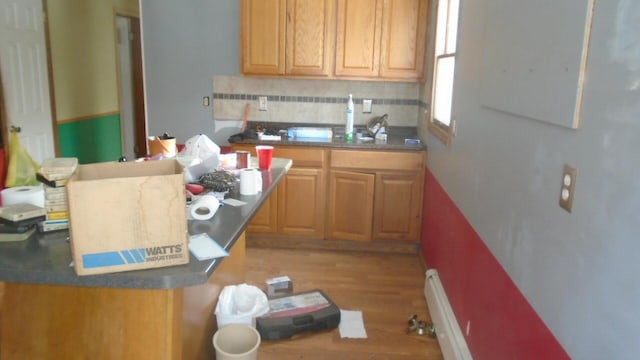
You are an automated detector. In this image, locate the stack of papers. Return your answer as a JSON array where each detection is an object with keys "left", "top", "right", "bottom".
[{"left": 188, "top": 233, "right": 229, "bottom": 261}]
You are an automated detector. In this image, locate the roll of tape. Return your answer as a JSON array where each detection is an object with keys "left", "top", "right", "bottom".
[
  {"left": 189, "top": 194, "right": 220, "bottom": 221},
  {"left": 1, "top": 185, "right": 45, "bottom": 208}
]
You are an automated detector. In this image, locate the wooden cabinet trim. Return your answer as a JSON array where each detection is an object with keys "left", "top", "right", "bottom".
[
  {"left": 232, "top": 144, "right": 326, "bottom": 168},
  {"left": 330, "top": 149, "right": 425, "bottom": 171}
]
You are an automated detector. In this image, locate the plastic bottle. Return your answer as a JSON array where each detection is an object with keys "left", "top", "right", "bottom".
[{"left": 345, "top": 94, "right": 354, "bottom": 141}]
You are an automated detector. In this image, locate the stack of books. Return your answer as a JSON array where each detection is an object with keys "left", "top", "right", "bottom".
[
  {"left": 0, "top": 203, "right": 45, "bottom": 241},
  {"left": 37, "top": 157, "right": 78, "bottom": 232}
]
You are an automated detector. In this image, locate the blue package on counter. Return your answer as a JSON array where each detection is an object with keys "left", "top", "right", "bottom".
[{"left": 404, "top": 138, "right": 421, "bottom": 145}]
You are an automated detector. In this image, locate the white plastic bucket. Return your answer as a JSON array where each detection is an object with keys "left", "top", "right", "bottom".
[{"left": 213, "top": 324, "right": 261, "bottom": 360}]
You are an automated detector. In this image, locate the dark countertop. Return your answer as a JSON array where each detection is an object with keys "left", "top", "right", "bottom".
[
  {"left": 233, "top": 122, "right": 426, "bottom": 151},
  {"left": 0, "top": 158, "right": 292, "bottom": 290}
]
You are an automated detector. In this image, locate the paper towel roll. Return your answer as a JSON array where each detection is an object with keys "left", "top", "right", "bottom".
[
  {"left": 240, "top": 168, "right": 262, "bottom": 195},
  {"left": 1, "top": 185, "right": 45, "bottom": 208},
  {"left": 189, "top": 194, "right": 220, "bottom": 220}
]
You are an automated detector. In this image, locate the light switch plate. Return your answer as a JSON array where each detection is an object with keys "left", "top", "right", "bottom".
[
  {"left": 363, "top": 99, "right": 372, "bottom": 113},
  {"left": 258, "top": 96, "right": 268, "bottom": 111}
]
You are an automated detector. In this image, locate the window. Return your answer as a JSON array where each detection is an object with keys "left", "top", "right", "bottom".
[{"left": 430, "top": 0, "right": 460, "bottom": 144}]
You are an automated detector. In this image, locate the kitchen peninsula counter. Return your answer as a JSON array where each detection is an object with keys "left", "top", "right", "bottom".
[{"left": 0, "top": 157, "right": 291, "bottom": 360}]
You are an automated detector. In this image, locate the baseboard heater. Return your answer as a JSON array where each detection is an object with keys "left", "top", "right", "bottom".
[{"left": 424, "top": 269, "right": 473, "bottom": 360}]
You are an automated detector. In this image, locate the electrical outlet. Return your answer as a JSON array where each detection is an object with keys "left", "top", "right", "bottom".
[
  {"left": 258, "top": 96, "right": 268, "bottom": 111},
  {"left": 363, "top": 99, "right": 372, "bottom": 113},
  {"left": 559, "top": 164, "right": 577, "bottom": 212},
  {"left": 202, "top": 96, "right": 210, "bottom": 107}
]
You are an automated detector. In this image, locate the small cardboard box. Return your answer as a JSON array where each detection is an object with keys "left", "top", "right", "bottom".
[
  {"left": 66, "top": 159, "right": 189, "bottom": 276},
  {"left": 266, "top": 275, "right": 293, "bottom": 297}
]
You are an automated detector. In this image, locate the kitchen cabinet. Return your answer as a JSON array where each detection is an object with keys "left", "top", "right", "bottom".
[
  {"left": 231, "top": 144, "right": 327, "bottom": 239},
  {"left": 240, "top": 0, "right": 335, "bottom": 77},
  {"left": 327, "top": 149, "right": 425, "bottom": 242},
  {"left": 248, "top": 186, "right": 279, "bottom": 234},
  {"left": 335, "top": 0, "right": 428, "bottom": 81},
  {"left": 232, "top": 144, "right": 425, "bottom": 243},
  {"left": 373, "top": 171, "right": 423, "bottom": 241},
  {"left": 240, "top": 0, "right": 286, "bottom": 75},
  {"left": 327, "top": 170, "right": 375, "bottom": 241}
]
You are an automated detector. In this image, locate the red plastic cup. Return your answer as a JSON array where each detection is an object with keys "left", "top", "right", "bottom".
[{"left": 256, "top": 145, "right": 274, "bottom": 170}]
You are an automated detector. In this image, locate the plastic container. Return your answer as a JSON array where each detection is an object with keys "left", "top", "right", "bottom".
[
  {"left": 345, "top": 94, "right": 354, "bottom": 141},
  {"left": 213, "top": 324, "right": 261, "bottom": 360},
  {"left": 214, "top": 284, "right": 270, "bottom": 328}
]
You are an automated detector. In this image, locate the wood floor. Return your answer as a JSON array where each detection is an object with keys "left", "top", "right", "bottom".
[{"left": 245, "top": 246, "right": 444, "bottom": 360}]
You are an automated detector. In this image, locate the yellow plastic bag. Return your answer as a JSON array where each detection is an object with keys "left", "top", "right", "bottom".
[{"left": 5, "top": 131, "right": 40, "bottom": 187}]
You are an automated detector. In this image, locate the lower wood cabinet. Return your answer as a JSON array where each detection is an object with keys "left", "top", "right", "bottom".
[
  {"left": 327, "top": 170, "right": 375, "bottom": 241},
  {"left": 248, "top": 186, "right": 279, "bottom": 234},
  {"left": 231, "top": 144, "right": 326, "bottom": 239},
  {"left": 373, "top": 171, "right": 423, "bottom": 241},
  {"left": 278, "top": 167, "right": 325, "bottom": 237},
  {"left": 328, "top": 149, "right": 425, "bottom": 243},
  {"left": 231, "top": 144, "right": 425, "bottom": 243}
]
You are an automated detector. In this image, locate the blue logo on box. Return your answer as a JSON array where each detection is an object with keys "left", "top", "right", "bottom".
[{"left": 82, "top": 249, "right": 146, "bottom": 268}]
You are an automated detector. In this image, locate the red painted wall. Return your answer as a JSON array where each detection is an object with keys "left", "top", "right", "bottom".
[{"left": 421, "top": 168, "right": 569, "bottom": 360}]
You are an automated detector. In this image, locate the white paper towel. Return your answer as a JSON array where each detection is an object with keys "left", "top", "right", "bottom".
[
  {"left": 1, "top": 185, "right": 45, "bottom": 208},
  {"left": 189, "top": 194, "right": 220, "bottom": 220},
  {"left": 339, "top": 309, "right": 368, "bottom": 339},
  {"left": 239, "top": 168, "right": 262, "bottom": 195}
]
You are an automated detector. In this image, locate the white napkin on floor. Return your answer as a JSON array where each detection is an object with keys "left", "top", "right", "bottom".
[{"left": 339, "top": 309, "right": 368, "bottom": 339}]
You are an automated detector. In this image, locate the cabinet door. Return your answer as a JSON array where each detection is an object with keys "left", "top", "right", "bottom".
[
  {"left": 335, "top": 0, "right": 383, "bottom": 78},
  {"left": 379, "top": 0, "right": 428, "bottom": 80},
  {"left": 241, "top": 0, "right": 286, "bottom": 75},
  {"left": 278, "top": 167, "right": 325, "bottom": 238},
  {"left": 286, "top": 0, "right": 335, "bottom": 77},
  {"left": 373, "top": 171, "right": 423, "bottom": 242},
  {"left": 327, "top": 170, "right": 375, "bottom": 241},
  {"left": 247, "top": 186, "right": 279, "bottom": 233}
]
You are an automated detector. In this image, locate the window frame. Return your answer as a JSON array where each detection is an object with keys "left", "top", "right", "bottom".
[{"left": 428, "top": 0, "right": 460, "bottom": 145}]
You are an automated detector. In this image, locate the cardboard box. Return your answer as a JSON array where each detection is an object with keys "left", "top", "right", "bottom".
[
  {"left": 66, "top": 159, "right": 189, "bottom": 275},
  {"left": 266, "top": 275, "right": 293, "bottom": 297}
]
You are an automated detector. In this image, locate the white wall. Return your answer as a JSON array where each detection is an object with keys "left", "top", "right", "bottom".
[
  {"left": 426, "top": 1, "right": 640, "bottom": 359},
  {"left": 140, "top": 0, "right": 239, "bottom": 144}
]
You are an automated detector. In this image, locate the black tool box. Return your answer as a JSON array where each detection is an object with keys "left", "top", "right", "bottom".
[{"left": 256, "top": 289, "right": 340, "bottom": 340}]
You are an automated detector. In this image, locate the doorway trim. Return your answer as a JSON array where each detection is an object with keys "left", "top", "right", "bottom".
[{"left": 114, "top": 8, "right": 147, "bottom": 159}]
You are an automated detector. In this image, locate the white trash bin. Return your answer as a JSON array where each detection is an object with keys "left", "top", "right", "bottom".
[{"left": 213, "top": 323, "right": 261, "bottom": 360}]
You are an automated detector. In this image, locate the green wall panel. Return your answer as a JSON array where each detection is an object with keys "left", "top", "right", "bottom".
[{"left": 58, "top": 114, "right": 122, "bottom": 164}]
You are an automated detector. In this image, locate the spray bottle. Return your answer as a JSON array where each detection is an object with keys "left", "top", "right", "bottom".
[{"left": 345, "top": 94, "right": 354, "bottom": 141}]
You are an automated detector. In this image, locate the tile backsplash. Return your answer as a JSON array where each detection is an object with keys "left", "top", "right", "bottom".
[{"left": 213, "top": 76, "right": 427, "bottom": 128}]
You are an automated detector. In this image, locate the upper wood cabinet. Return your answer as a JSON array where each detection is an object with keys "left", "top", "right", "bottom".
[
  {"left": 379, "top": 0, "right": 429, "bottom": 80},
  {"left": 334, "top": 0, "right": 383, "bottom": 78},
  {"left": 241, "top": 0, "right": 286, "bottom": 75},
  {"left": 241, "top": 0, "right": 428, "bottom": 81},
  {"left": 241, "top": 0, "right": 335, "bottom": 77},
  {"left": 335, "top": 0, "right": 428, "bottom": 81}
]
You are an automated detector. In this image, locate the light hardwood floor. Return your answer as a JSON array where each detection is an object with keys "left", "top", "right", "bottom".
[{"left": 245, "top": 246, "right": 444, "bottom": 360}]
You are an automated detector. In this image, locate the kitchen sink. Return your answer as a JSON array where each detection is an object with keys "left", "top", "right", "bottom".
[{"left": 287, "top": 127, "right": 333, "bottom": 139}]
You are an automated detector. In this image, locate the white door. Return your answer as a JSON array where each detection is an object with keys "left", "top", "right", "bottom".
[{"left": 0, "top": 0, "right": 55, "bottom": 165}]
